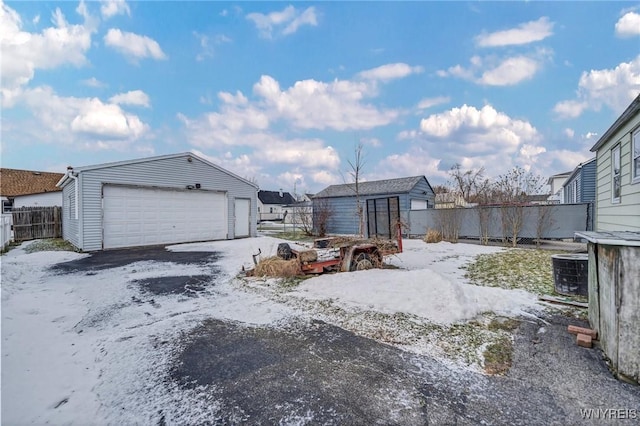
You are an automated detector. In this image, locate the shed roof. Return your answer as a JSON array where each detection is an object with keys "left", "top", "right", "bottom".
[
  {"left": 590, "top": 93, "right": 640, "bottom": 152},
  {"left": 0, "top": 168, "right": 64, "bottom": 197},
  {"left": 314, "top": 176, "right": 429, "bottom": 198},
  {"left": 258, "top": 190, "right": 296, "bottom": 205},
  {"left": 57, "top": 152, "right": 258, "bottom": 189}
]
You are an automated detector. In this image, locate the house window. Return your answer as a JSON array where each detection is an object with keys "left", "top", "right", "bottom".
[
  {"left": 571, "top": 180, "right": 578, "bottom": 203},
  {"left": 612, "top": 144, "right": 621, "bottom": 203},
  {"left": 1, "top": 199, "right": 13, "bottom": 214},
  {"left": 270, "top": 207, "right": 274, "bottom": 213},
  {"left": 633, "top": 128, "right": 640, "bottom": 183}
]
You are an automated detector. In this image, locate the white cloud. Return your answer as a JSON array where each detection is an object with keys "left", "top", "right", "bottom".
[
  {"left": 357, "top": 63, "right": 424, "bottom": 82},
  {"left": 376, "top": 147, "right": 446, "bottom": 182},
  {"left": 104, "top": 28, "right": 167, "bottom": 61},
  {"left": 194, "top": 32, "right": 231, "bottom": 61},
  {"left": 100, "top": 0, "right": 131, "bottom": 19},
  {"left": 615, "top": 12, "right": 640, "bottom": 37},
  {"left": 108, "top": 90, "right": 150, "bottom": 107},
  {"left": 563, "top": 128, "right": 575, "bottom": 139},
  {"left": 81, "top": 77, "right": 107, "bottom": 88},
  {"left": 554, "top": 55, "right": 640, "bottom": 118},
  {"left": 15, "top": 86, "right": 149, "bottom": 146},
  {"left": 253, "top": 75, "right": 399, "bottom": 130},
  {"left": 417, "top": 96, "right": 450, "bottom": 110},
  {"left": 399, "top": 104, "right": 543, "bottom": 178},
  {"left": 0, "top": 2, "right": 95, "bottom": 93},
  {"left": 311, "top": 170, "right": 339, "bottom": 186},
  {"left": 479, "top": 56, "right": 539, "bottom": 86},
  {"left": 439, "top": 51, "right": 549, "bottom": 87},
  {"left": 283, "top": 6, "right": 317, "bottom": 35},
  {"left": 475, "top": 17, "right": 554, "bottom": 47},
  {"left": 260, "top": 140, "right": 340, "bottom": 169},
  {"left": 246, "top": 5, "right": 317, "bottom": 39}
]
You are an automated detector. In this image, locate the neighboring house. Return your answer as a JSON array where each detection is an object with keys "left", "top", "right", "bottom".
[
  {"left": 257, "top": 190, "right": 296, "bottom": 222},
  {"left": 589, "top": 94, "right": 640, "bottom": 232},
  {"left": 547, "top": 171, "right": 572, "bottom": 203},
  {"left": 562, "top": 157, "right": 597, "bottom": 204},
  {"left": 0, "top": 168, "right": 64, "bottom": 212},
  {"left": 313, "top": 175, "right": 435, "bottom": 236},
  {"left": 435, "top": 192, "right": 466, "bottom": 209},
  {"left": 57, "top": 152, "right": 258, "bottom": 251}
]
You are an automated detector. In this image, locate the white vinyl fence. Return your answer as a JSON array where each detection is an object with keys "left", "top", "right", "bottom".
[{"left": 1, "top": 214, "right": 12, "bottom": 250}]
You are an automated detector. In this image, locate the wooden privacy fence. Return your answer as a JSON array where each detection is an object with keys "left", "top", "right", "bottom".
[{"left": 11, "top": 207, "right": 62, "bottom": 242}]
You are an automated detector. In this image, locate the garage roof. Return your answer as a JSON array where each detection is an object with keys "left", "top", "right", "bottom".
[{"left": 57, "top": 152, "right": 258, "bottom": 189}]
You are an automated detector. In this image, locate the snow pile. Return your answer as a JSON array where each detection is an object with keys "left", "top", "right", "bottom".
[
  {"left": 286, "top": 239, "right": 539, "bottom": 325},
  {"left": 292, "top": 268, "right": 539, "bottom": 325}
]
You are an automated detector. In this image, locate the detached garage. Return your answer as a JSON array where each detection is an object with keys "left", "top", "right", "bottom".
[{"left": 57, "top": 152, "right": 258, "bottom": 251}]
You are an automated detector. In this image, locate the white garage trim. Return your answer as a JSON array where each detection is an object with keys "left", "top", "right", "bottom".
[{"left": 102, "top": 185, "right": 227, "bottom": 249}]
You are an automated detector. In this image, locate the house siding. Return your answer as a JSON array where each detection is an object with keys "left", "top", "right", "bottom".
[
  {"left": 563, "top": 159, "right": 596, "bottom": 204},
  {"left": 13, "top": 192, "right": 62, "bottom": 207},
  {"left": 595, "top": 117, "right": 640, "bottom": 232},
  {"left": 62, "top": 181, "right": 80, "bottom": 249},
  {"left": 62, "top": 154, "right": 257, "bottom": 251}
]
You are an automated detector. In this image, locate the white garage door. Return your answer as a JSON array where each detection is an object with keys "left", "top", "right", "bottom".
[{"left": 103, "top": 185, "right": 227, "bottom": 249}]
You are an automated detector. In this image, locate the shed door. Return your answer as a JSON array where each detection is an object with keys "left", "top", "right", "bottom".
[
  {"left": 103, "top": 185, "right": 227, "bottom": 249},
  {"left": 234, "top": 198, "right": 250, "bottom": 238}
]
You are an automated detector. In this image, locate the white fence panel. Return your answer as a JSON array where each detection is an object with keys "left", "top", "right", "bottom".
[{"left": 1, "top": 214, "right": 13, "bottom": 250}]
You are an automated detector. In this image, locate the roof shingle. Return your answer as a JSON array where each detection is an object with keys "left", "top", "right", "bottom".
[
  {"left": 314, "top": 176, "right": 426, "bottom": 198},
  {"left": 258, "top": 190, "right": 297, "bottom": 205},
  {"left": 0, "top": 168, "right": 64, "bottom": 197}
]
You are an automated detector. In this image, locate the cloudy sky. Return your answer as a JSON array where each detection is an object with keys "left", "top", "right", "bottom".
[{"left": 2, "top": 1, "right": 640, "bottom": 194}]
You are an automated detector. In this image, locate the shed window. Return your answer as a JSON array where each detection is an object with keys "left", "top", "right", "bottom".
[
  {"left": 633, "top": 128, "right": 640, "bottom": 183},
  {"left": 612, "top": 144, "right": 621, "bottom": 203}
]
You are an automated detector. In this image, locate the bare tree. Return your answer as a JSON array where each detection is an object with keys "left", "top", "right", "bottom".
[
  {"left": 345, "top": 142, "right": 366, "bottom": 237},
  {"left": 293, "top": 204, "right": 314, "bottom": 236},
  {"left": 494, "top": 166, "right": 546, "bottom": 247},
  {"left": 448, "top": 164, "right": 490, "bottom": 204},
  {"left": 313, "top": 198, "right": 334, "bottom": 237},
  {"left": 535, "top": 204, "right": 556, "bottom": 247},
  {"left": 434, "top": 207, "right": 463, "bottom": 243}
]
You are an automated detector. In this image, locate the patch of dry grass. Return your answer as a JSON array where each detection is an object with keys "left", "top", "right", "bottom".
[
  {"left": 463, "top": 248, "right": 564, "bottom": 295},
  {"left": 252, "top": 256, "right": 301, "bottom": 278},
  {"left": 424, "top": 229, "right": 443, "bottom": 243}
]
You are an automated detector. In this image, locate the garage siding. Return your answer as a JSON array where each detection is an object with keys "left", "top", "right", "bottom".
[
  {"left": 61, "top": 182, "right": 80, "bottom": 248},
  {"left": 73, "top": 155, "right": 256, "bottom": 251}
]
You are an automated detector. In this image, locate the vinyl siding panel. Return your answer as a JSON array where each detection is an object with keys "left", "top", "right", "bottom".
[
  {"left": 595, "top": 115, "right": 640, "bottom": 232},
  {"left": 580, "top": 160, "right": 597, "bottom": 203},
  {"left": 61, "top": 181, "right": 80, "bottom": 249},
  {"left": 67, "top": 155, "right": 256, "bottom": 251}
]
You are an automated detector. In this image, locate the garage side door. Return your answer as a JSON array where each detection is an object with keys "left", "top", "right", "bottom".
[
  {"left": 234, "top": 198, "right": 250, "bottom": 238},
  {"left": 103, "top": 185, "right": 227, "bottom": 249}
]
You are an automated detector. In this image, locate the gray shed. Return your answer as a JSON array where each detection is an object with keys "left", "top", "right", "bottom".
[
  {"left": 56, "top": 152, "right": 258, "bottom": 251},
  {"left": 313, "top": 176, "right": 435, "bottom": 236},
  {"left": 576, "top": 231, "right": 640, "bottom": 383}
]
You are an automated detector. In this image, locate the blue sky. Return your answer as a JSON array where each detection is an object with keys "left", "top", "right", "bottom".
[{"left": 2, "top": 1, "right": 640, "bottom": 195}]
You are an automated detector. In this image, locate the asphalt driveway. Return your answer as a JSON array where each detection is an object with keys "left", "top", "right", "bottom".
[{"left": 5, "top": 242, "right": 638, "bottom": 425}]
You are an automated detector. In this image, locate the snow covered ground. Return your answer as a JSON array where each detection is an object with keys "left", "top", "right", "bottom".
[{"left": 1, "top": 237, "right": 546, "bottom": 424}]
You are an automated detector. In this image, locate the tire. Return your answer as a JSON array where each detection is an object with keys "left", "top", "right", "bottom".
[
  {"left": 277, "top": 243, "right": 292, "bottom": 260},
  {"left": 351, "top": 252, "right": 374, "bottom": 271}
]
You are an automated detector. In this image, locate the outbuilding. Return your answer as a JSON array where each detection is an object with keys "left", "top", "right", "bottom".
[
  {"left": 57, "top": 152, "right": 258, "bottom": 251},
  {"left": 313, "top": 175, "right": 435, "bottom": 237}
]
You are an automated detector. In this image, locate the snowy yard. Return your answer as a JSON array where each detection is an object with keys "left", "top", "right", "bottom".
[{"left": 1, "top": 237, "right": 637, "bottom": 424}]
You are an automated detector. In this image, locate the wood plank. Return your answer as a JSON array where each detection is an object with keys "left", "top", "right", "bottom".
[{"left": 539, "top": 295, "right": 588, "bottom": 308}]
